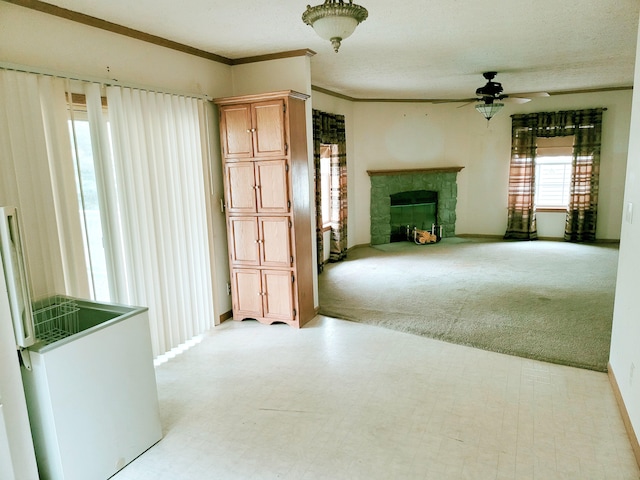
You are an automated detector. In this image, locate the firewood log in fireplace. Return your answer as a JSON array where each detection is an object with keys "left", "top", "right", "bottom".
[{"left": 414, "top": 228, "right": 438, "bottom": 244}]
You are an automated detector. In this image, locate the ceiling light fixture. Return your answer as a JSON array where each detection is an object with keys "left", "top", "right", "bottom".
[
  {"left": 475, "top": 102, "right": 504, "bottom": 122},
  {"left": 302, "top": 0, "right": 368, "bottom": 53}
]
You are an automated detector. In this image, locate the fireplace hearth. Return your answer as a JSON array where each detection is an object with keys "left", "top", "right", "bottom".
[{"left": 367, "top": 167, "right": 464, "bottom": 245}]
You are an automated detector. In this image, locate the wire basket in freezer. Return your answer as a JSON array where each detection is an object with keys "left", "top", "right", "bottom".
[{"left": 32, "top": 295, "right": 80, "bottom": 345}]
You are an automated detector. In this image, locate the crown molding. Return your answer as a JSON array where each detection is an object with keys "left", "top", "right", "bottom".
[
  {"left": 311, "top": 85, "right": 454, "bottom": 103},
  {"left": 232, "top": 49, "right": 316, "bottom": 65},
  {"left": 311, "top": 85, "right": 356, "bottom": 101},
  {"left": 314, "top": 86, "right": 454, "bottom": 103},
  {"left": 312, "top": 84, "right": 633, "bottom": 103},
  {"left": 549, "top": 86, "right": 633, "bottom": 96}
]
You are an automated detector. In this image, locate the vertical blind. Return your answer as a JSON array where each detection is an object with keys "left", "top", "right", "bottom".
[
  {"left": 0, "top": 70, "right": 88, "bottom": 298},
  {"left": 104, "top": 86, "right": 214, "bottom": 355}
]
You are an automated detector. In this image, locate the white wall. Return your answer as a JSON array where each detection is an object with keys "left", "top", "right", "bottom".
[
  {"left": 349, "top": 91, "right": 631, "bottom": 245},
  {"left": 610, "top": 11, "right": 640, "bottom": 455},
  {"left": 231, "top": 56, "right": 312, "bottom": 97}
]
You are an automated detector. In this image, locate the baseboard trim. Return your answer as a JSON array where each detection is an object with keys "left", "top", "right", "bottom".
[
  {"left": 594, "top": 238, "right": 621, "bottom": 244},
  {"left": 456, "top": 234, "right": 503, "bottom": 239},
  {"left": 218, "top": 310, "right": 233, "bottom": 324},
  {"left": 608, "top": 362, "right": 640, "bottom": 469},
  {"left": 456, "top": 233, "right": 620, "bottom": 244}
]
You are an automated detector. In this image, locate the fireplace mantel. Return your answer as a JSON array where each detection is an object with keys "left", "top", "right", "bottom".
[{"left": 367, "top": 166, "right": 464, "bottom": 176}]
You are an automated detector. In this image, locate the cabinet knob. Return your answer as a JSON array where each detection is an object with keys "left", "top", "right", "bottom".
[{"left": 246, "top": 128, "right": 256, "bottom": 133}]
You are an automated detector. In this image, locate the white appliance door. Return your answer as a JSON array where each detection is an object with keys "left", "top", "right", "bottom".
[
  {"left": 0, "top": 206, "right": 35, "bottom": 348},
  {"left": 0, "top": 250, "right": 39, "bottom": 480}
]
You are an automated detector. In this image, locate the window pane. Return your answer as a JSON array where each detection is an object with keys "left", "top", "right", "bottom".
[
  {"left": 69, "top": 118, "right": 111, "bottom": 301},
  {"left": 320, "top": 144, "right": 332, "bottom": 226},
  {"left": 535, "top": 156, "right": 572, "bottom": 208}
]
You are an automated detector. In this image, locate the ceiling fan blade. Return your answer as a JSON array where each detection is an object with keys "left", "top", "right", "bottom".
[
  {"left": 522, "top": 92, "right": 550, "bottom": 98},
  {"left": 501, "top": 91, "right": 550, "bottom": 104},
  {"left": 457, "top": 100, "right": 477, "bottom": 108},
  {"left": 503, "top": 97, "right": 531, "bottom": 104},
  {"left": 510, "top": 91, "right": 550, "bottom": 99}
]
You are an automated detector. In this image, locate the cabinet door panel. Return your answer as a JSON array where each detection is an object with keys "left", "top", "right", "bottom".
[
  {"left": 252, "top": 100, "right": 286, "bottom": 157},
  {"left": 220, "top": 105, "right": 253, "bottom": 159},
  {"left": 255, "top": 160, "right": 289, "bottom": 214},
  {"left": 259, "top": 217, "right": 291, "bottom": 268},
  {"left": 231, "top": 269, "right": 262, "bottom": 318},
  {"left": 262, "top": 270, "right": 294, "bottom": 321},
  {"left": 225, "top": 163, "right": 257, "bottom": 213},
  {"left": 228, "top": 217, "right": 260, "bottom": 266}
]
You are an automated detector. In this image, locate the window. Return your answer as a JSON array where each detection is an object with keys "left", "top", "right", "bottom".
[
  {"left": 534, "top": 155, "right": 572, "bottom": 208},
  {"left": 534, "top": 136, "right": 574, "bottom": 210},
  {"left": 320, "top": 143, "right": 337, "bottom": 229},
  {"left": 68, "top": 97, "right": 112, "bottom": 301}
]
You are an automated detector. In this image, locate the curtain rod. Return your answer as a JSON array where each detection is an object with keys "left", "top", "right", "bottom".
[{"left": 0, "top": 61, "right": 213, "bottom": 101}]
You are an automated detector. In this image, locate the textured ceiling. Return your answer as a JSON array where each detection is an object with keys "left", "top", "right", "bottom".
[{"left": 35, "top": 0, "right": 639, "bottom": 100}]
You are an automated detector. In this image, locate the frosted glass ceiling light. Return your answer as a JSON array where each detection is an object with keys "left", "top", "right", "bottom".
[
  {"left": 475, "top": 102, "right": 504, "bottom": 122},
  {"left": 302, "top": 0, "right": 368, "bottom": 53}
]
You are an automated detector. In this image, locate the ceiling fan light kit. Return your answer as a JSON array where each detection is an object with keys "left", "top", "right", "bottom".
[
  {"left": 302, "top": 0, "right": 368, "bottom": 52},
  {"left": 475, "top": 102, "right": 505, "bottom": 121}
]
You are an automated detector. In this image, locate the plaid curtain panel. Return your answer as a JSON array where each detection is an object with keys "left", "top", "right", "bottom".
[{"left": 312, "top": 110, "right": 348, "bottom": 270}]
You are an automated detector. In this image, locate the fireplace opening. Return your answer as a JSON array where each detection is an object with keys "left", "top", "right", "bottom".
[{"left": 389, "top": 190, "right": 438, "bottom": 242}]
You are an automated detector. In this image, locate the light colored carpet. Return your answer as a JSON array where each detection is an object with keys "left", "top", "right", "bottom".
[{"left": 318, "top": 237, "right": 618, "bottom": 371}]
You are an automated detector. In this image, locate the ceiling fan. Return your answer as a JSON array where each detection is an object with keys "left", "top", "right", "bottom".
[
  {"left": 458, "top": 71, "right": 550, "bottom": 121},
  {"left": 433, "top": 72, "right": 549, "bottom": 106}
]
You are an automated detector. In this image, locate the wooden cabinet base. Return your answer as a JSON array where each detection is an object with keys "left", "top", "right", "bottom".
[{"left": 230, "top": 314, "right": 314, "bottom": 328}]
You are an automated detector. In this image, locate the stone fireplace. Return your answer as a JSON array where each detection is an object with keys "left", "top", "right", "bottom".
[{"left": 368, "top": 167, "right": 464, "bottom": 245}]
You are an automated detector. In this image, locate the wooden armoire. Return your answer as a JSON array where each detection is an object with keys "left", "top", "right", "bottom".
[{"left": 214, "top": 91, "right": 315, "bottom": 328}]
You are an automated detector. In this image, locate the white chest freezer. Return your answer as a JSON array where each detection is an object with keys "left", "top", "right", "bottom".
[{"left": 1, "top": 206, "right": 162, "bottom": 480}]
